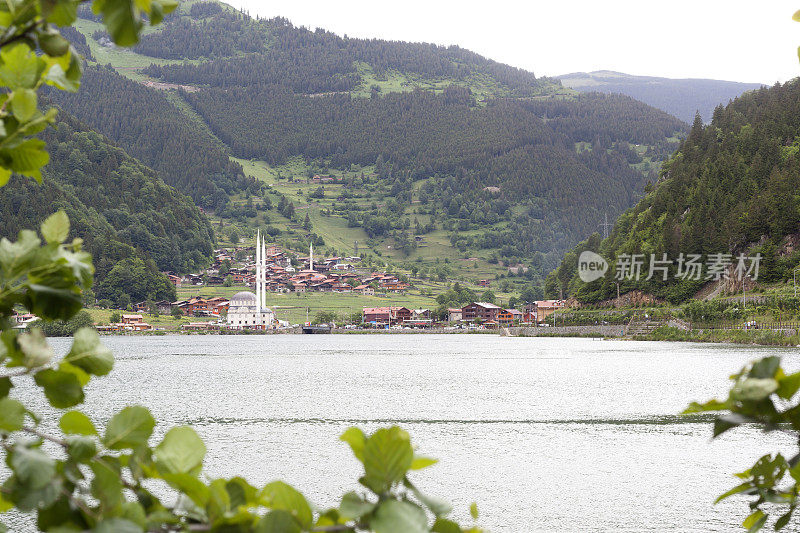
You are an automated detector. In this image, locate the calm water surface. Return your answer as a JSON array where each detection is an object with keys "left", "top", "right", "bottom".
[{"left": 13, "top": 335, "right": 800, "bottom": 531}]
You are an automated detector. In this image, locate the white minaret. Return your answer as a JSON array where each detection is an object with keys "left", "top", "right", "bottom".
[
  {"left": 309, "top": 242, "right": 314, "bottom": 272},
  {"left": 255, "top": 230, "right": 261, "bottom": 312},
  {"left": 261, "top": 239, "right": 267, "bottom": 310}
]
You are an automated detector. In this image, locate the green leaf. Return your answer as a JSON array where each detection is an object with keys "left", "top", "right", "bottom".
[
  {"left": 339, "top": 491, "right": 376, "bottom": 520},
  {"left": 162, "top": 472, "right": 210, "bottom": 507},
  {"left": 371, "top": 500, "right": 428, "bottom": 533},
  {"left": 0, "top": 492, "right": 13, "bottom": 512},
  {"left": 410, "top": 456, "right": 438, "bottom": 470},
  {"left": 40, "top": 210, "right": 70, "bottom": 244},
  {"left": 11, "top": 446, "right": 56, "bottom": 490},
  {"left": 10, "top": 89, "right": 36, "bottom": 122},
  {"left": 743, "top": 509, "right": 766, "bottom": 532},
  {"left": 794, "top": 9, "right": 800, "bottom": 22},
  {"left": 408, "top": 483, "right": 451, "bottom": 517},
  {"left": 2, "top": 138, "right": 50, "bottom": 182},
  {"left": 683, "top": 399, "right": 730, "bottom": 414},
  {"left": 0, "top": 397, "right": 25, "bottom": 431},
  {"left": 99, "top": 0, "right": 143, "bottom": 46},
  {"left": 0, "top": 167, "right": 10, "bottom": 187},
  {"left": 103, "top": 406, "right": 155, "bottom": 450},
  {"left": 66, "top": 435, "right": 97, "bottom": 463},
  {"left": 59, "top": 361, "right": 91, "bottom": 387},
  {"left": 17, "top": 329, "right": 53, "bottom": 368},
  {"left": 38, "top": 32, "right": 70, "bottom": 57},
  {"left": 34, "top": 368, "right": 84, "bottom": 408},
  {"left": 207, "top": 478, "right": 231, "bottom": 522},
  {"left": 714, "top": 481, "right": 752, "bottom": 503},
  {"left": 260, "top": 481, "right": 312, "bottom": 529},
  {"left": 154, "top": 426, "right": 205, "bottom": 474},
  {"left": 24, "top": 282, "right": 82, "bottom": 320},
  {"left": 750, "top": 357, "right": 780, "bottom": 379},
  {"left": 119, "top": 501, "right": 147, "bottom": 529},
  {"left": 362, "top": 427, "right": 414, "bottom": 492},
  {"left": 255, "top": 510, "right": 302, "bottom": 533},
  {"left": 64, "top": 328, "right": 113, "bottom": 376},
  {"left": 92, "top": 518, "right": 143, "bottom": 533},
  {"left": 775, "top": 508, "right": 794, "bottom": 530},
  {"left": 340, "top": 426, "right": 366, "bottom": 461},
  {"left": 0, "top": 377, "right": 12, "bottom": 399},
  {"left": 0, "top": 44, "right": 39, "bottom": 89},
  {"left": 225, "top": 476, "right": 257, "bottom": 509},
  {"left": 469, "top": 502, "right": 479, "bottom": 520},
  {"left": 432, "top": 518, "right": 462, "bottom": 533},
  {"left": 42, "top": 0, "right": 79, "bottom": 26},
  {"left": 91, "top": 459, "right": 124, "bottom": 509},
  {"left": 777, "top": 371, "right": 800, "bottom": 400},
  {"left": 732, "top": 378, "right": 778, "bottom": 401}
]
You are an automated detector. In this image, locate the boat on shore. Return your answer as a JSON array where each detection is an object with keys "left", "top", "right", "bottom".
[{"left": 302, "top": 323, "right": 332, "bottom": 334}]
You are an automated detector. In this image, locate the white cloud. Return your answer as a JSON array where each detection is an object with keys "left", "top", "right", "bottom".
[{"left": 225, "top": 0, "right": 799, "bottom": 83}]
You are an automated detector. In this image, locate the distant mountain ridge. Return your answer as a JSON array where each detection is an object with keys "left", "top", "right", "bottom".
[{"left": 558, "top": 70, "right": 764, "bottom": 123}]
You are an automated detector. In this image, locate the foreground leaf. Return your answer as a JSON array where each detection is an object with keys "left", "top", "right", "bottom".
[
  {"left": 154, "top": 426, "right": 205, "bottom": 475},
  {"left": 371, "top": 500, "right": 427, "bottom": 533},
  {"left": 103, "top": 406, "right": 155, "bottom": 450}
]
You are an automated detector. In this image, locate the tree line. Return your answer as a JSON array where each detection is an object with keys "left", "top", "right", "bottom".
[{"left": 548, "top": 79, "right": 800, "bottom": 303}]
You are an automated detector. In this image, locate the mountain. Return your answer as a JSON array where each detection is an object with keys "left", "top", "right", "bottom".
[
  {"left": 56, "top": 1, "right": 688, "bottom": 288},
  {"left": 558, "top": 70, "right": 764, "bottom": 123},
  {"left": 0, "top": 112, "right": 215, "bottom": 304},
  {"left": 547, "top": 79, "right": 800, "bottom": 303}
]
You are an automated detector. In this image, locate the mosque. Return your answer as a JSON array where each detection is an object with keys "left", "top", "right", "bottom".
[{"left": 226, "top": 230, "right": 276, "bottom": 330}]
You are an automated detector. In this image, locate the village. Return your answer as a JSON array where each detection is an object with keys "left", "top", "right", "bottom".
[{"left": 11, "top": 238, "right": 565, "bottom": 333}]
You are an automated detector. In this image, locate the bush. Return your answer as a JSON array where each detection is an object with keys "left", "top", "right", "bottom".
[{"left": 34, "top": 310, "right": 94, "bottom": 337}]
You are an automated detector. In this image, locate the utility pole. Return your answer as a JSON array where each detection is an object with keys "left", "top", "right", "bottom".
[{"left": 601, "top": 213, "right": 613, "bottom": 240}]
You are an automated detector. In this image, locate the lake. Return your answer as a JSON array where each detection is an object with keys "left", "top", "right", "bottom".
[{"left": 11, "top": 334, "right": 800, "bottom": 531}]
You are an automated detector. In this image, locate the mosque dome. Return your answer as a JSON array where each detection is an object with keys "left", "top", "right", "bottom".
[{"left": 229, "top": 291, "right": 257, "bottom": 309}]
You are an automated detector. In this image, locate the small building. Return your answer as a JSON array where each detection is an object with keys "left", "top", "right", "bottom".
[
  {"left": 119, "top": 315, "right": 152, "bottom": 331},
  {"left": 477, "top": 279, "right": 490, "bottom": 287},
  {"left": 524, "top": 300, "right": 565, "bottom": 324},
  {"left": 121, "top": 314, "right": 144, "bottom": 325},
  {"left": 497, "top": 309, "right": 515, "bottom": 326},
  {"left": 154, "top": 300, "right": 172, "bottom": 315},
  {"left": 462, "top": 302, "right": 502, "bottom": 322},
  {"left": 362, "top": 306, "right": 412, "bottom": 325},
  {"left": 354, "top": 285, "right": 375, "bottom": 295},
  {"left": 12, "top": 313, "right": 39, "bottom": 330}
]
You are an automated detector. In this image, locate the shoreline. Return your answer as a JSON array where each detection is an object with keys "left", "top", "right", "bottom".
[{"left": 82, "top": 324, "right": 800, "bottom": 346}]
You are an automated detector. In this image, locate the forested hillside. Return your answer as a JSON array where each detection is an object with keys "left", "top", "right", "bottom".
[
  {"left": 59, "top": 1, "right": 689, "bottom": 287},
  {"left": 46, "top": 65, "right": 256, "bottom": 211},
  {"left": 139, "top": 13, "right": 545, "bottom": 96},
  {"left": 548, "top": 79, "right": 800, "bottom": 303},
  {"left": 559, "top": 71, "right": 763, "bottom": 123},
  {"left": 0, "top": 113, "right": 215, "bottom": 304}
]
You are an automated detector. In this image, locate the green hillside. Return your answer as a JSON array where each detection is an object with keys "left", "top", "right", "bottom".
[
  {"left": 0, "top": 113, "right": 215, "bottom": 305},
  {"left": 548, "top": 80, "right": 800, "bottom": 303},
  {"left": 56, "top": 1, "right": 688, "bottom": 293}
]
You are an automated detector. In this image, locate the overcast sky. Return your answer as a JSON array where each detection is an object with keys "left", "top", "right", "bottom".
[{"left": 223, "top": 1, "right": 798, "bottom": 84}]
